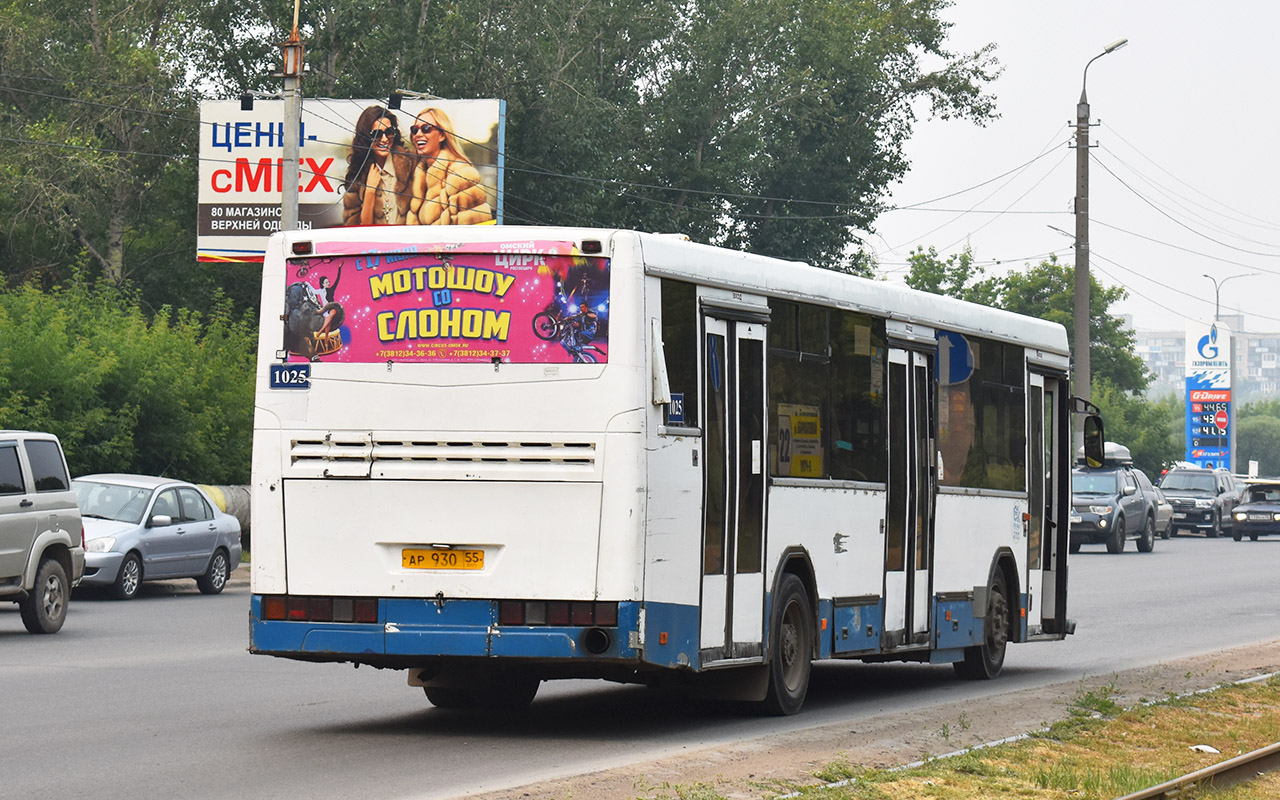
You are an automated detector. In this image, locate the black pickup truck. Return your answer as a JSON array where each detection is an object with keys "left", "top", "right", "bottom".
[{"left": 1070, "top": 443, "right": 1165, "bottom": 554}]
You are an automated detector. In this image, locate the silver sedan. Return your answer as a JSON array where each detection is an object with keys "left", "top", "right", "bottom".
[{"left": 73, "top": 474, "right": 242, "bottom": 600}]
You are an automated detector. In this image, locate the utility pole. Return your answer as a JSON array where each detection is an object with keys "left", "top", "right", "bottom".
[
  {"left": 278, "top": 1, "right": 304, "bottom": 233},
  {"left": 1072, "top": 38, "right": 1128, "bottom": 406}
]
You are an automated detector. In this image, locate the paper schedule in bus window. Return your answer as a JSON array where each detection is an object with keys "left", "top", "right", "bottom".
[
  {"left": 777, "top": 403, "right": 823, "bottom": 478},
  {"left": 281, "top": 247, "right": 610, "bottom": 364}
]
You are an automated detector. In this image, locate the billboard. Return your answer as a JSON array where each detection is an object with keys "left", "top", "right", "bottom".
[
  {"left": 282, "top": 240, "right": 609, "bottom": 365},
  {"left": 1184, "top": 321, "right": 1231, "bottom": 468},
  {"left": 197, "top": 98, "right": 504, "bottom": 262}
]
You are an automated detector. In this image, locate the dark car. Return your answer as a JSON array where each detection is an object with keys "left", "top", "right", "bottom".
[
  {"left": 1069, "top": 444, "right": 1161, "bottom": 554},
  {"left": 1158, "top": 467, "right": 1241, "bottom": 538},
  {"left": 1230, "top": 481, "right": 1280, "bottom": 541}
]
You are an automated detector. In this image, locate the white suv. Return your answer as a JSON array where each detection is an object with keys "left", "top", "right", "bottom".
[{"left": 0, "top": 431, "right": 84, "bottom": 633}]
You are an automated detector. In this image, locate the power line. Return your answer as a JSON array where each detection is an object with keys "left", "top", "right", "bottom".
[
  {"left": 1104, "top": 122, "right": 1280, "bottom": 231},
  {"left": 934, "top": 150, "right": 1069, "bottom": 253},
  {"left": 874, "top": 125, "right": 1068, "bottom": 258},
  {"left": 1092, "top": 153, "right": 1280, "bottom": 258},
  {"left": 1098, "top": 145, "right": 1280, "bottom": 245},
  {"left": 1092, "top": 218, "right": 1280, "bottom": 277},
  {"left": 1093, "top": 249, "right": 1280, "bottom": 326}
]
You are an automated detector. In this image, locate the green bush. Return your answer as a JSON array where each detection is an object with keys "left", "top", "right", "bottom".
[{"left": 0, "top": 281, "right": 255, "bottom": 483}]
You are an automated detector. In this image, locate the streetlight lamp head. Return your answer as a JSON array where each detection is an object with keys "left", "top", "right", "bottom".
[{"left": 1103, "top": 38, "right": 1129, "bottom": 53}]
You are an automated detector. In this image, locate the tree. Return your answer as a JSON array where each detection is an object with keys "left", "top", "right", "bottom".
[
  {"left": 0, "top": 0, "right": 265, "bottom": 313},
  {"left": 1237, "top": 417, "right": 1280, "bottom": 478},
  {"left": 904, "top": 245, "right": 999, "bottom": 304},
  {"left": 0, "top": 0, "right": 1001, "bottom": 305},
  {"left": 0, "top": 281, "right": 255, "bottom": 483},
  {"left": 1237, "top": 401, "right": 1280, "bottom": 477},
  {"left": 1090, "top": 386, "right": 1181, "bottom": 477},
  {"left": 261, "top": 0, "right": 1001, "bottom": 272},
  {"left": 904, "top": 251, "right": 1150, "bottom": 395}
]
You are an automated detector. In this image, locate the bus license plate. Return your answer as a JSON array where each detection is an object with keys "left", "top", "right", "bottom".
[{"left": 402, "top": 549, "right": 484, "bottom": 570}]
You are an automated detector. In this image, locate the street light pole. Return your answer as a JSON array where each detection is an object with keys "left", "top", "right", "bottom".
[
  {"left": 278, "top": 1, "right": 304, "bottom": 234},
  {"left": 1202, "top": 272, "right": 1258, "bottom": 322},
  {"left": 1202, "top": 272, "right": 1256, "bottom": 473},
  {"left": 1073, "top": 38, "right": 1128, "bottom": 404}
]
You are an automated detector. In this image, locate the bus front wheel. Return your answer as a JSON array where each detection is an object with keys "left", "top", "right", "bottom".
[
  {"left": 954, "top": 571, "right": 1009, "bottom": 680},
  {"left": 760, "top": 574, "right": 813, "bottom": 716}
]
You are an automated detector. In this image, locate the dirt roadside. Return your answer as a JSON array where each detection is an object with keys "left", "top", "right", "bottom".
[{"left": 467, "top": 640, "right": 1280, "bottom": 800}]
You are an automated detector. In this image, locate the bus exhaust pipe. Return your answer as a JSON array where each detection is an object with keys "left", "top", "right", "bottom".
[{"left": 582, "top": 627, "right": 611, "bottom": 655}]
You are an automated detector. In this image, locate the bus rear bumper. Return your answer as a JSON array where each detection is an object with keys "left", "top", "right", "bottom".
[{"left": 249, "top": 595, "right": 641, "bottom": 663}]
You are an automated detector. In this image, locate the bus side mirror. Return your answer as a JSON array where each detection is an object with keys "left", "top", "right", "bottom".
[{"left": 1083, "top": 415, "right": 1105, "bottom": 469}]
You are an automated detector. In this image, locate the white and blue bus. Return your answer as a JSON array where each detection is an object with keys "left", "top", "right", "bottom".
[{"left": 249, "top": 227, "right": 1102, "bottom": 714}]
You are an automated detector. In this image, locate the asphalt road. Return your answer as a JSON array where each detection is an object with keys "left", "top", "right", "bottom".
[{"left": 2, "top": 536, "right": 1278, "bottom": 800}]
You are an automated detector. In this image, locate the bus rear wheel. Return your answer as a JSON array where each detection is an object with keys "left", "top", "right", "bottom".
[
  {"left": 954, "top": 571, "right": 1009, "bottom": 680},
  {"left": 760, "top": 574, "right": 813, "bottom": 716}
]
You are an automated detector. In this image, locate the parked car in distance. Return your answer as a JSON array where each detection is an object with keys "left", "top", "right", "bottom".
[
  {"left": 1230, "top": 481, "right": 1280, "bottom": 541},
  {"left": 0, "top": 431, "right": 84, "bottom": 633},
  {"left": 73, "top": 474, "right": 241, "bottom": 599},
  {"left": 1158, "top": 466, "right": 1242, "bottom": 538},
  {"left": 1070, "top": 443, "right": 1161, "bottom": 554},
  {"left": 1149, "top": 482, "right": 1175, "bottom": 540}
]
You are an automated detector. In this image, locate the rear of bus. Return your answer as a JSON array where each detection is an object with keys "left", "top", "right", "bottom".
[{"left": 249, "top": 228, "right": 649, "bottom": 700}]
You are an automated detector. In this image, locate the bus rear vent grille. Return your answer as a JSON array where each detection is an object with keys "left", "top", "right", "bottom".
[
  {"left": 289, "top": 438, "right": 597, "bottom": 466},
  {"left": 374, "top": 440, "right": 596, "bottom": 465}
]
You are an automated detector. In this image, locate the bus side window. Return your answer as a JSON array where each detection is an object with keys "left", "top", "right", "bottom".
[
  {"left": 768, "top": 300, "right": 886, "bottom": 483},
  {"left": 660, "top": 279, "right": 699, "bottom": 428}
]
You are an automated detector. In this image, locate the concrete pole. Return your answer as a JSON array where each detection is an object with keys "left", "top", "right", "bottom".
[
  {"left": 279, "top": 8, "right": 304, "bottom": 233},
  {"left": 1073, "top": 92, "right": 1091, "bottom": 404}
]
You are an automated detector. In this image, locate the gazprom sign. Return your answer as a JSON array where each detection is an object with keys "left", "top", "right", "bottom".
[{"left": 1184, "top": 321, "right": 1231, "bottom": 468}]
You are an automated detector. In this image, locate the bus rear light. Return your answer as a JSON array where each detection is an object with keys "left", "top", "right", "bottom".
[
  {"left": 332, "top": 598, "right": 355, "bottom": 622},
  {"left": 499, "top": 600, "right": 618, "bottom": 627},
  {"left": 260, "top": 595, "right": 378, "bottom": 623},
  {"left": 499, "top": 601, "right": 524, "bottom": 625},
  {"left": 570, "top": 602, "right": 594, "bottom": 626},
  {"left": 547, "top": 601, "right": 570, "bottom": 626},
  {"left": 525, "top": 601, "right": 547, "bottom": 625},
  {"left": 309, "top": 597, "right": 333, "bottom": 622},
  {"left": 354, "top": 597, "right": 379, "bottom": 624},
  {"left": 260, "top": 595, "right": 617, "bottom": 628},
  {"left": 263, "top": 596, "right": 287, "bottom": 620},
  {"left": 286, "top": 596, "right": 309, "bottom": 620},
  {"left": 594, "top": 602, "right": 618, "bottom": 626}
]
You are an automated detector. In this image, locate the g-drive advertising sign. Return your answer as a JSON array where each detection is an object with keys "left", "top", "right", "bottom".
[
  {"left": 197, "top": 98, "right": 504, "bottom": 262},
  {"left": 1184, "top": 321, "right": 1231, "bottom": 468}
]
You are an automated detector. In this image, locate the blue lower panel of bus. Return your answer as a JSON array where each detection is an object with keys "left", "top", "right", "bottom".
[
  {"left": 831, "top": 600, "right": 882, "bottom": 654},
  {"left": 250, "top": 595, "right": 646, "bottom": 661},
  {"left": 933, "top": 598, "right": 980, "bottom": 651},
  {"left": 251, "top": 594, "right": 994, "bottom": 666}
]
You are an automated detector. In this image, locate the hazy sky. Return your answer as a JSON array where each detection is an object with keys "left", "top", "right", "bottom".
[{"left": 870, "top": 2, "right": 1280, "bottom": 334}]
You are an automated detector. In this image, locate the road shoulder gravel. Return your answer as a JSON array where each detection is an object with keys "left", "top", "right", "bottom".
[{"left": 468, "top": 639, "right": 1280, "bottom": 800}]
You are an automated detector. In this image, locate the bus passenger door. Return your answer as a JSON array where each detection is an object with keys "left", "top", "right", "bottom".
[
  {"left": 883, "top": 348, "right": 936, "bottom": 649},
  {"left": 700, "top": 314, "right": 767, "bottom": 664},
  {"left": 1030, "top": 372, "right": 1066, "bottom": 631}
]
